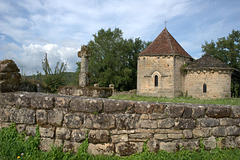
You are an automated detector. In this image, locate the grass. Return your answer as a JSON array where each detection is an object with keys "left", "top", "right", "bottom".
[
  {"left": 110, "top": 94, "right": 240, "bottom": 106},
  {"left": 1, "top": 124, "right": 240, "bottom": 159}
]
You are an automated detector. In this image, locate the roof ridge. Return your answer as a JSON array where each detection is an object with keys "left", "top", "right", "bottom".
[
  {"left": 165, "top": 28, "right": 175, "bottom": 54},
  {"left": 139, "top": 28, "right": 192, "bottom": 58}
]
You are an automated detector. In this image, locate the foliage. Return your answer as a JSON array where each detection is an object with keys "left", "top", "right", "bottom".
[
  {"left": 80, "top": 28, "right": 150, "bottom": 91},
  {"left": 0, "top": 123, "right": 40, "bottom": 160},
  {"left": 110, "top": 94, "right": 240, "bottom": 106},
  {"left": 201, "top": 30, "right": 240, "bottom": 97},
  {"left": 1, "top": 124, "right": 240, "bottom": 159},
  {"left": 41, "top": 53, "right": 67, "bottom": 93}
]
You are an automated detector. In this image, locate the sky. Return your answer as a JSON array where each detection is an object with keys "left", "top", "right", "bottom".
[{"left": 0, "top": 0, "right": 239, "bottom": 75}]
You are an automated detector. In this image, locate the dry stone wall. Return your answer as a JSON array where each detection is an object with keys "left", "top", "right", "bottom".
[{"left": 1, "top": 92, "right": 240, "bottom": 156}]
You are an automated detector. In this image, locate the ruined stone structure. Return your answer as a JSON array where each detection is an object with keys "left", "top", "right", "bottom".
[
  {"left": 137, "top": 28, "right": 234, "bottom": 99},
  {"left": 1, "top": 92, "right": 240, "bottom": 156},
  {"left": 58, "top": 46, "right": 113, "bottom": 98},
  {"left": 78, "top": 45, "right": 91, "bottom": 87},
  {"left": 0, "top": 59, "right": 21, "bottom": 92}
]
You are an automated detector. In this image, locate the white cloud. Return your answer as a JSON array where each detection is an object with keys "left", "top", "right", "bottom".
[
  {"left": 0, "top": 43, "right": 80, "bottom": 75},
  {"left": 0, "top": 0, "right": 239, "bottom": 74}
]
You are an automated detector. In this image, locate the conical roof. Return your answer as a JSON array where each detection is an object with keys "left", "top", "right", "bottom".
[
  {"left": 186, "top": 54, "right": 232, "bottom": 69},
  {"left": 139, "top": 28, "right": 192, "bottom": 58}
]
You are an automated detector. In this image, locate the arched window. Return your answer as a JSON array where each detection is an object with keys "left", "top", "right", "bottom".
[
  {"left": 203, "top": 84, "right": 207, "bottom": 93},
  {"left": 155, "top": 75, "right": 158, "bottom": 87}
]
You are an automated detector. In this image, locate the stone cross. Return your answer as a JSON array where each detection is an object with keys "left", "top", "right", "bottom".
[{"left": 78, "top": 45, "right": 91, "bottom": 87}]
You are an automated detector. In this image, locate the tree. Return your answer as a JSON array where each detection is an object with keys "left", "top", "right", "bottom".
[
  {"left": 202, "top": 30, "right": 240, "bottom": 97},
  {"left": 202, "top": 30, "right": 240, "bottom": 70},
  {"left": 42, "top": 53, "right": 67, "bottom": 92},
  {"left": 79, "top": 28, "right": 149, "bottom": 91}
]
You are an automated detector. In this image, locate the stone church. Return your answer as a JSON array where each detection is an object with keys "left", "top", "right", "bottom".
[{"left": 137, "top": 28, "right": 234, "bottom": 99}]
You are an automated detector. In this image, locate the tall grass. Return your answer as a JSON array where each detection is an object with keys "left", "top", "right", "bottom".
[{"left": 110, "top": 94, "right": 240, "bottom": 106}]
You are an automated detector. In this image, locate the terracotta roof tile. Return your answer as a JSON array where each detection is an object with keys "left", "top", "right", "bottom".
[
  {"left": 139, "top": 28, "right": 192, "bottom": 58},
  {"left": 186, "top": 54, "right": 232, "bottom": 69}
]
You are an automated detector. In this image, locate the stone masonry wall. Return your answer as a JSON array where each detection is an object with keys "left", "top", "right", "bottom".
[
  {"left": 1, "top": 92, "right": 240, "bottom": 156},
  {"left": 184, "top": 70, "right": 232, "bottom": 99},
  {"left": 137, "top": 56, "right": 175, "bottom": 97}
]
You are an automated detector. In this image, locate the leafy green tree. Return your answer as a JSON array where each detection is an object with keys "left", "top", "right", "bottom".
[
  {"left": 42, "top": 53, "right": 67, "bottom": 92},
  {"left": 81, "top": 28, "right": 149, "bottom": 91},
  {"left": 202, "top": 29, "right": 240, "bottom": 97},
  {"left": 202, "top": 30, "right": 240, "bottom": 70}
]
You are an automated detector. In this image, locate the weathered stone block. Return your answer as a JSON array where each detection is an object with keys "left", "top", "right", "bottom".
[
  {"left": 155, "top": 129, "right": 182, "bottom": 134},
  {"left": 166, "top": 105, "right": 184, "bottom": 118},
  {"left": 147, "top": 138, "right": 159, "bottom": 153},
  {"left": 154, "top": 134, "right": 168, "bottom": 140},
  {"left": 175, "top": 119, "right": 195, "bottom": 129},
  {"left": 0, "top": 108, "right": 9, "bottom": 122},
  {"left": 16, "top": 124, "right": 26, "bottom": 132},
  {"left": 36, "top": 110, "right": 47, "bottom": 125},
  {"left": 192, "top": 106, "right": 205, "bottom": 118},
  {"left": 159, "top": 142, "right": 177, "bottom": 152},
  {"left": 70, "top": 98, "right": 103, "bottom": 113},
  {"left": 56, "top": 127, "right": 71, "bottom": 140},
  {"left": 89, "top": 130, "right": 110, "bottom": 143},
  {"left": 115, "top": 142, "right": 143, "bottom": 156},
  {"left": 48, "top": 110, "right": 63, "bottom": 127},
  {"left": 198, "top": 118, "right": 219, "bottom": 127},
  {"left": 103, "top": 99, "right": 126, "bottom": 112},
  {"left": 134, "top": 101, "right": 153, "bottom": 114},
  {"left": 84, "top": 114, "right": 115, "bottom": 129},
  {"left": 168, "top": 133, "right": 183, "bottom": 139},
  {"left": 88, "top": 143, "right": 114, "bottom": 156},
  {"left": 54, "top": 96, "right": 71, "bottom": 109},
  {"left": 128, "top": 133, "right": 152, "bottom": 139},
  {"left": 42, "top": 95, "right": 54, "bottom": 109},
  {"left": 151, "top": 103, "right": 166, "bottom": 113},
  {"left": 178, "top": 140, "right": 199, "bottom": 150},
  {"left": 54, "top": 139, "right": 63, "bottom": 148},
  {"left": 182, "top": 107, "right": 192, "bottom": 118},
  {"left": 231, "top": 106, "right": 240, "bottom": 118},
  {"left": 40, "top": 138, "right": 54, "bottom": 151},
  {"left": 39, "top": 127, "right": 55, "bottom": 138},
  {"left": 63, "top": 140, "right": 81, "bottom": 153},
  {"left": 16, "top": 93, "right": 32, "bottom": 108},
  {"left": 111, "top": 129, "right": 135, "bottom": 135},
  {"left": 149, "top": 113, "right": 167, "bottom": 119},
  {"left": 10, "top": 108, "right": 35, "bottom": 124},
  {"left": 158, "top": 118, "right": 175, "bottom": 129},
  {"left": 26, "top": 125, "right": 36, "bottom": 136},
  {"left": 220, "top": 136, "right": 237, "bottom": 148},
  {"left": 220, "top": 118, "right": 234, "bottom": 126},
  {"left": 211, "top": 126, "right": 227, "bottom": 137},
  {"left": 206, "top": 106, "right": 231, "bottom": 118},
  {"left": 193, "top": 128, "right": 210, "bottom": 138},
  {"left": 0, "top": 59, "right": 20, "bottom": 72},
  {"left": 116, "top": 114, "right": 140, "bottom": 129},
  {"left": 31, "top": 94, "right": 43, "bottom": 109},
  {"left": 183, "top": 130, "right": 193, "bottom": 139},
  {"left": 71, "top": 129, "right": 87, "bottom": 142},
  {"left": 111, "top": 134, "right": 128, "bottom": 143},
  {"left": 64, "top": 113, "right": 83, "bottom": 129},
  {"left": 227, "top": 126, "right": 240, "bottom": 136},
  {"left": 139, "top": 120, "right": 158, "bottom": 129},
  {"left": 203, "top": 136, "right": 216, "bottom": 150}
]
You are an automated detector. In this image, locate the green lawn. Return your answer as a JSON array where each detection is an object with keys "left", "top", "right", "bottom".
[{"left": 110, "top": 94, "right": 240, "bottom": 106}]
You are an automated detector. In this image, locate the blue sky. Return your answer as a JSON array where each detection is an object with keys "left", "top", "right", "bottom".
[{"left": 0, "top": 0, "right": 239, "bottom": 75}]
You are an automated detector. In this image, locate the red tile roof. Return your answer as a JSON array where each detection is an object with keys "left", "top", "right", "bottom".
[{"left": 139, "top": 28, "right": 192, "bottom": 58}]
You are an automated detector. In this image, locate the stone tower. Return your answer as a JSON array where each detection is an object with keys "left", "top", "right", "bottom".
[
  {"left": 78, "top": 45, "right": 91, "bottom": 87},
  {"left": 137, "top": 28, "right": 192, "bottom": 97}
]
